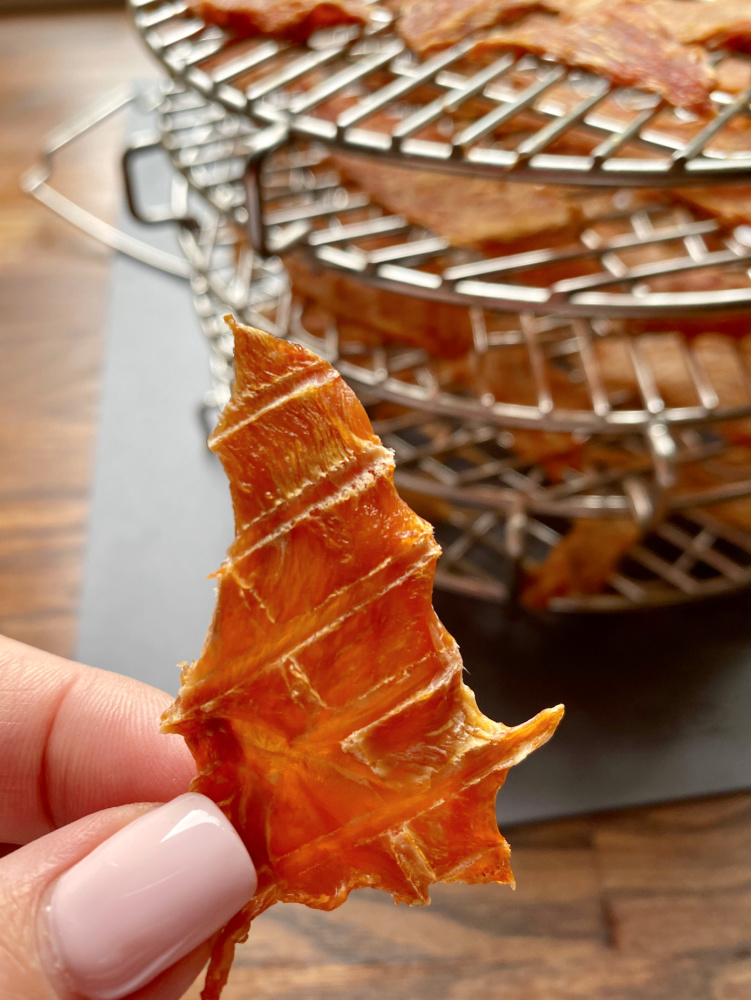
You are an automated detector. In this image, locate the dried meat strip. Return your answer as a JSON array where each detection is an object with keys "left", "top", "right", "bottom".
[
  {"left": 475, "top": 1, "right": 715, "bottom": 112},
  {"left": 332, "top": 153, "right": 582, "bottom": 248},
  {"left": 164, "top": 318, "right": 563, "bottom": 999},
  {"left": 285, "top": 253, "right": 476, "bottom": 358},
  {"left": 188, "top": 0, "right": 370, "bottom": 40},
  {"left": 653, "top": 0, "right": 751, "bottom": 52},
  {"left": 674, "top": 185, "right": 751, "bottom": 231},
  {"left": 391, "top": 0, "right": 547, "bottom": 54},
  {"left": 545, "top": 0, "right": 751, "bottom": 51},
  {"left": 522, "top": 518, "right": 642, "bottom": 608}
]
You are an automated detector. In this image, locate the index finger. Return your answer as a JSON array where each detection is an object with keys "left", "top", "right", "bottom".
[{"left": 0, "top": 635, "right": 195, "bottom": 845}]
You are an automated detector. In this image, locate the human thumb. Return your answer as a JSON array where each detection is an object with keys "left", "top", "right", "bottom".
[{"left": 2, "top": 794, "right": 257, "bottom": 1000}]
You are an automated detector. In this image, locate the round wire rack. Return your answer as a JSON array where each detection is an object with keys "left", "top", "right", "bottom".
[
  {"left": 128, "top": 0, "right": 751, "bottom": 186},
  {"left": 23, "top": 83, "right": 751, "bottom": 611},
  {"left": 189, "top": 268, "right": 751, "bottom": 612},
  {"left": 154, "top": 158, "right": 751, "bottom": 441},
  {"left": 128, "top": 85, "right": 751, "bottom": 319},
  {"left": 173, "top": 184, "right": 751, "bottom": 520}
]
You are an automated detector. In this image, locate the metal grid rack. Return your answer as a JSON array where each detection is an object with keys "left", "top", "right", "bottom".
[
  {"left": 118, "top": 68, "right": 751, "bottom": 609},
  {"left": 168, "top": 183, "right": 751, "bottom": 439},
  {"left": 134, "top": 85, "right": 751, "bottom": 318},
  {"left": 177, "top": 197, "right": 751, "bottom": 521},
  {"left": 190, "top": 272, "right": 751, "bottom": 611},
  {"left": 129, "top": 0, "right": 751, "bottom": 186},
  {"left": 24, "top": 76, "right": 751, "bottom": 610}
]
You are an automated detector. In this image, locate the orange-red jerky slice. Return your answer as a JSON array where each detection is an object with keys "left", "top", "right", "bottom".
[
  {"left": 332, "top": 152, "right": 582, "bottom": 248},
  {"left": 476, "top": 0, "right": 715, "bottom": 113},
  {"left": 188, "top": 0, "right": 370, "bottom": 41},
  {"left": 392, "top": 0, "right": 546, "bottom": 54},
  {"left": 653, "top": 0, "right": 751, "bottom": 52},
  {"left": 163, "top": 318, "right": 563, "bottom": 999},
  {"left": 522, "top": 518, "right": 642, "bottom": 609}
]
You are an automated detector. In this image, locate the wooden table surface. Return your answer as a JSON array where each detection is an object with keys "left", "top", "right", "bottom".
[{"left": 1, "top": 10, "right": 750, "bottom": 999}]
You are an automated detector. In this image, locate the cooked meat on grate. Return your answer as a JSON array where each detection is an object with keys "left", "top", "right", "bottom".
[
  {"left": 390, "top": 0, "right": 548, "bottom": 54},
  {"left": 331, "top": 153, "right": 583, "bottom": 249},
  {"left": 285, "top": 253, "right": 477, "bottom": 358},
  {"left": 522, "top": 0, "right": 751, "bottom": 52},
  {"left": 653, "top": 0, "right": 751, "bottom": 51},
  {"left": 521, "top": 518, "right": 643, "bottom": 608},
  {"left": 474, "top": 1, "right": 715, "bottom": 112},
  {"left": 188, "top": 0, "right": 370, "bottom": 40},
  {"left": 673, "top": 185, "right": 751, "bottom": 232}
]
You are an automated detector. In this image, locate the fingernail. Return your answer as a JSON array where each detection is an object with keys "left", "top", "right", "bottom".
[{"left": 47, "top": 793, "right": 257, "bottom": 1000}]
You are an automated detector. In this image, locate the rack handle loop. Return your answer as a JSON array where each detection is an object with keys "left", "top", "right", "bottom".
[
  {"left": 122, "top": 133, "right": 198, "bottom": 230},
  {"left": 21, "top": 85, "right": 191, "bottom": 279}
]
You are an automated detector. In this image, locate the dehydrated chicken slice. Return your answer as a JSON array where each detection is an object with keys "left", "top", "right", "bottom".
[
  {"left": 653, "top": 0, "right": 751, "bottom": 52},
  {"left": 674, "top": 185, "right": 751, "bottom": 231},
  {"left": 163, "top": 318, "right": 563, "bottom": 999},
  {"left": 188, "top": 0, "right": 370, "bottom": 40},
  {"left": 676, "top": 446, "right": 751, "bottom": 531},
  {"left": 332, "top": 153, "right": 583, "bottom": 248},
  {"left": 285, "top": 252, "right": 476, "bottom": 358},
  {"left": 475, "top": 1, "right": 715, "bottom": 112},
  {"left": 522, "top": 441, "right": 751, "bottom": 609},
  {"left": 689, "top": 335, "right": 751, "bottom": 448},
  {"left": 522, "top": 518, "right": 642, "bottom": 608},
  {"left": 518, "top": 332, "right": 751, "bottom": 607},
  {"left": 391, "top": 0, "right": 547, "bottom": 54},
  {"left": 542, "top": 0, "right": 751, "bottom": 51}
]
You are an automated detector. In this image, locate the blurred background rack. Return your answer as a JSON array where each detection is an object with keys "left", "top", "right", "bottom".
[
  {"left": 129, "top": 0, "right": 751, "bottom": 184},
  {"left": 23, "top": 0, "right": 751, "bottom": 610}
]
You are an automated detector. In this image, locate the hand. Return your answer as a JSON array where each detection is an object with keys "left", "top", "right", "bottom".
[{"left": 0, "top": 634, "right": 257, "bottom": 1000}]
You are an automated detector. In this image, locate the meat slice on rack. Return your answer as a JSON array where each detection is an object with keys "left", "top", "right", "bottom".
[
  {"left": 286, "top": 253, "right": 477, "bottom": 358},
  {"left": 522, "top": 518, "right": 642, "bottom": 609},
  {"left": 163, "top": 318, "right": 563, "bottom": 998},
  {"left": 332, "top": 153, "right": 584, "bottom": 249},
  {"left": 187, "top": 0, "right": 371, "bottom": 40},
  {"left": 518, "top": 332, "right": 751, "bottom": 607},
  {"left": 652, "top": 0, "right": 751, "bottom": 51},
  {"left": 391, "top": 0, "right": 547, "bottom": 54},
  {"left": 485, "top": 333, "right": 751, "bottom": 463},
  {"left": 474, "top": 0, "right": 715, "bottom": 112},
  {"left": 674, "top": 185, "right": 751, "bottom": 233},
  {"left": 518, "top": 0, "right": 751, "bottom": 52},
  {"left": 523, "top": 439, "right": 751, "bottom": 610},
  {"left": 676, "top": 447, "right": 751, "bottom": 532}
]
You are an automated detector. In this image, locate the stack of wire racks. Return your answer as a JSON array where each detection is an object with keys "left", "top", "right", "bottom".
[{"left": 124, "top": 0, "right": 751, "bottom": 611}]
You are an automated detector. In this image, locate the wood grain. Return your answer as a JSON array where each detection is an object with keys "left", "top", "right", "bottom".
[
  {"left": 1, "top": 11, "right": 750, "bottom": 1000},
  {"left": 182, "top": 794, "right": 751, "bottom": 1000},
  {"left": 0, "top": 10, "right": 152, "bottom": 655}
]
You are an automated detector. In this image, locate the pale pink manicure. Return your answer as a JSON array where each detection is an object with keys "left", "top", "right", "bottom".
[{"left": 47, "top": 793, "right": 257, "bottom": 1000}]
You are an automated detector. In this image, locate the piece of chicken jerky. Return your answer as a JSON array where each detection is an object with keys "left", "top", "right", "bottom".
[
  {"left": 653, "top": 0, "right": 751, "bottom": 52},
  {"left": 163, "top": 318, "right": 564, "bottom": 999},
  {"left": 188, "top": 0, "right": 370, "bottom": 41},
  {"left": 391, "top": 0, "right": 547, "bottom": 54},
  {"left": 475, "top": 0, "right": 715, "bottom": 113}
]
